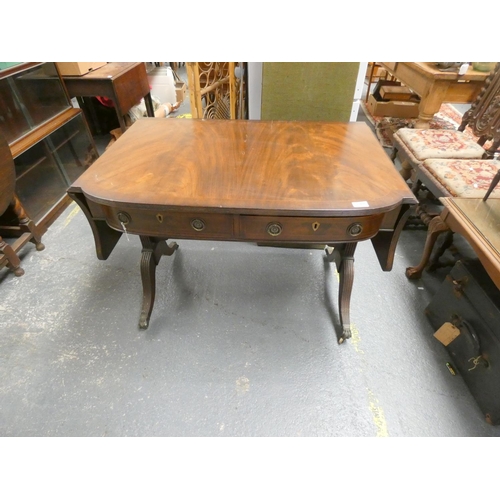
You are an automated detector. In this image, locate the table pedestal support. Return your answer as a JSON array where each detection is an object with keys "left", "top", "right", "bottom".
[
  {"left": 139, "top": 236, "right": 178, "bottom": 329},
  {"left": 137, "top": 238, "right": 358, "bottom": 342}
]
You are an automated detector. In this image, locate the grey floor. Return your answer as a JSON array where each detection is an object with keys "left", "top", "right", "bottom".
[{"left": 1, "top": 67, "right": 499, "bottom": 437}]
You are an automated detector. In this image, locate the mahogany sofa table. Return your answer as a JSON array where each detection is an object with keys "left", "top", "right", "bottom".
[{"left": 68, "top": 119, "right": 416, "bottom": 343}]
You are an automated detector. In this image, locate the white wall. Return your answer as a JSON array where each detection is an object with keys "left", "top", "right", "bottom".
[{"left": 247, "top": 62, "right": 263, "bottom": 120}]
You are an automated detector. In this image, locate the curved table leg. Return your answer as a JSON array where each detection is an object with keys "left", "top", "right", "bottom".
[
  {"left": 406, "top": 216, "right": 450, "bottom": 279},
  {"left": 139, "top": 236, "right": 178, "bottom": 329},
  {"left": 326, "top": 243, "right": 357, "bottom": 344},
  {"left": 338, "top": 242, "right": 357, "bottom": 343}
]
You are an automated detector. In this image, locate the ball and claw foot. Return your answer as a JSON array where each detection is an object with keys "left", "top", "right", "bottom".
[{"left": 405, "top": 266, "right": 422, "bottom": 280}]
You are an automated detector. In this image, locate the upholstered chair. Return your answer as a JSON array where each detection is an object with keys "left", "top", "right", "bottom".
[{"left": 391, "top": 63, "right": 500, "bottom": 188}]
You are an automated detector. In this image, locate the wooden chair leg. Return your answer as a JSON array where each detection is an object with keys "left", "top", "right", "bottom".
[
  {"left": 0, "top": 235, "right": 24, "bottom": 276},
  {"left": 365, "top": 63, "right": 377, "bottom": 103},
  {"left": 483, "top": 170, "right": 500, "bottom": 201},
  {"left": 10, "top": 195, "right": 44, "bottom": 250}
]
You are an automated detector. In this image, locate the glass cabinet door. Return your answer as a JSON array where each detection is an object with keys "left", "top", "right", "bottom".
[
  {"left": 14, "top": 113, "right": 98, "bottom": 223},
  {"left": 0, "top": 62, "right": 71, "bottom": 144}
]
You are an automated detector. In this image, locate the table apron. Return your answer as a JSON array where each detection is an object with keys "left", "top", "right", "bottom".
[
  {"left": 99, "top": 205, "right": 386, "bottom": 244},
  {"left": 444, "top": 81, "right": 483, "bottom": 103}
]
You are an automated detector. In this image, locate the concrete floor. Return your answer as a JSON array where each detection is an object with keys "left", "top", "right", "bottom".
[{"left": 1, "top": 67, "right": 500, "bottom": 437}]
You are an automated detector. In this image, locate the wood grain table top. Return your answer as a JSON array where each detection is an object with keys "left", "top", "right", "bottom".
[
  {"left": 69, "top": 119, "right": 416, "bottom": 216},
  {"left": 447, "top": 198, "right": 500, "bottom": 250},
  {"left": 442, "top": 197, "right": 500, "bottom": 288},
  {"left": 61, "top": 62, "right": 141, "bottom": 81},
  {"left": 381, "top": 62, "right": 490, "bottom": 81}
]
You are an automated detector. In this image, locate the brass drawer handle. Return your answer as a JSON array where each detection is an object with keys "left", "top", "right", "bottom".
[
  {"left": 191, "top": 218, "right": 206, "bottom": 231},
  {"left": 266, "top": 222, "right": 283, "bottom": 237},
  {"left": 117, "top": 211, "right": 131, "bottom": 225},
  {"left": 347, "top": 222, "right": 362, "bottom": 236}
]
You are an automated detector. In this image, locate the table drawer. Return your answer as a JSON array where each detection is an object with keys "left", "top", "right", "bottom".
[
  {"left": 240, "top": 214, "right": 384, "bottom": 242},
  {"left": 102, "top": 206, "right": 234, "bottom": 239}
]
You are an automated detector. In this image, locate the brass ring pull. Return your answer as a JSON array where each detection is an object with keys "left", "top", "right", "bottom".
[
  {"left": 266, "top": 222, "right": 283, "bottom": 237},
  {"left": 117, "top": 212, "right": 131, "bottom": 225},
  {"left": 191, "top": 218, "right": 206, "bottom": 231},
  {"left": 347, "top": 222, "right": 362, "bottom": 236}
]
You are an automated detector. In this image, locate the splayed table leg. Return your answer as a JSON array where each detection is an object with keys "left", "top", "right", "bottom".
[{"left": 139, "top": 236, "right": 178, "bottom": 329}]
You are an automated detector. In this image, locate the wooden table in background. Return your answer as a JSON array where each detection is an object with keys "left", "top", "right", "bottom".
[
  {"left": 379, "top": 62, "right": 489, "bottom": 128},
  {"left": 407, "top": 197, "right": 500, "bottom": 288},
  {"left": 68, "top": 119, "right": 416, "bottom": 344},
  {"left": 61, "top": 62, "right": 154, "bottom": 133}
]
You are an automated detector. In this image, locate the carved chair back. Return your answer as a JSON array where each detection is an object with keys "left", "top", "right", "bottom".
[{"left": 459, "top": 62, "right": 500, "bottom": 157}]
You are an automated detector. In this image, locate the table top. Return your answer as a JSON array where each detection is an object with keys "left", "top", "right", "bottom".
[
  {"left": 381, "top": 62, "right": 489, "bottom": 81},
  {"left": 69, "top": 119, "right": 416, "bottom": 217},
  {"left": 442, "top": 197, "right": 500, "bottom": 288},
  {"left": 61, "top": 62, "right": 142, "bottom": 82}
]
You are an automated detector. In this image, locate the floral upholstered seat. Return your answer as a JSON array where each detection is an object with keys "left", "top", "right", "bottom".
[
  {"left": 397, "top": 64, "right": 500, "bottom": 279},
  {"left": 420, "top": 158, "right": 500, "bottom": 198},
  {"left": 391, "top": 63, "right": 500, "bottom": 182},
  {"left": 394, "top": 128, "right": 485, "bottom": 161}
]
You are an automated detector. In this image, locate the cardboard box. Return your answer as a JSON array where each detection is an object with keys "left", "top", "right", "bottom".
[
  {"left": 56, "top": 62, "right": 107, "bottom": 76},
  {"left": 175, "top": 81, "right": 187, "bottom": 103},
  {"left": 379, "top": 85, "right": 419, "bottom": 102},
  {"left": 366, "top": 80, "right": 420, "bottom": 118}
]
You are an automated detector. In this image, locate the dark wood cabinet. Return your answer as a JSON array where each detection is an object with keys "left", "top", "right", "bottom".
[
  {"left": 0, "top": 62, "right": 98, "bottom": 232},
  {"left": 0, "top": 62, "right": 98, "bottom": 276}
]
